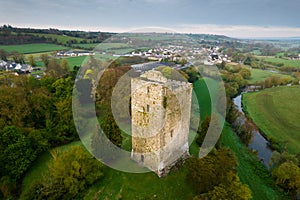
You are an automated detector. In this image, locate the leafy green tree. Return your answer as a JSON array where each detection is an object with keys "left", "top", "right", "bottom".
[
  {"left": 100, "top": 114, "right": 123, "bottom": 147},
  {"left": 24, "top": 146, "right": 104, "bottom": 200},
  {"left": 40, "top": 54, "right": 49, "bottom": 67},
  {"left": 11, "top": 51, "right": 25, "bottom": 64},
  {"left": 0, "top": 126, "right": 36, "bottom": 180},
  {"left": 0, "top": 49, "right": 8, "bottom": 61},
  {"left": 273, "top": 161, "right": 300, "bottom": 196},
  {"left": 270, "top": 151, "right": 298, "bottom": 170},
  {"left": 61, "top": 58, "right": 70, "bottom": 71},
  {"left": 28, "top": 55, "right": 36, "bottom": 67},
  {"left": 239, "top": 68, "right": 251, "bottom": 80},
  {"left": 187, "top": 148, "right": 237, "bottom": 194},
  {"left": 207, "top": 171, "right": 252, "bottom": 200},
  {"left": 46, "top": 58, "right": 69, "bottom": 78}
]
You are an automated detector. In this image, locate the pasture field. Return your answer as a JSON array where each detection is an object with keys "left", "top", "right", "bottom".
[
  {"left": 72, "top": 43, "right": 98, "bottom": 49},
  {"left": 249, "top": 68, "right": 294, "bottom": 84},
  {"left": 243, "top": 86, "right": 300, "bottom": 154},
  {"left": 259, "top": 56, "right": 300, "bottom": 67},
  {"left": 0, "top": 43, "right": 68, "bottom": 54},
  {"left": 94, "top": 42, "right": 130, "bottom": 50},
  {"left": 29, "top": 33, "right": 88, "bottom": 44},
  {"left": 61, "top": 56, "right": 88, "bottom": 69}
]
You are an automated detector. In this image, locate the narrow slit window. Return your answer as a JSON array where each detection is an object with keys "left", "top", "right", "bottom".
[
  {"left": 147, "top": 104, "right": 149, "bottom": 112},
  {"left": 171, "top": 130, "right": 174, "bottom": 138},
  {"left": 147, "top": 86, "right": 150, "bottom": 94}
]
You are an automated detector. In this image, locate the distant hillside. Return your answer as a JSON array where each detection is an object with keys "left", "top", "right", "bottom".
[
  {"left": 0, "top": 25, "right": 115, "bottom": 46},
  {"left": 187, "top": 33, "right": 235, "bottom": 41}
]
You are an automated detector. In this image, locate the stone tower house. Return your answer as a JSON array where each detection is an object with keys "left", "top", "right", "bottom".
[{"left": 131, "top": 70, "right": 192, "bottom": 177}]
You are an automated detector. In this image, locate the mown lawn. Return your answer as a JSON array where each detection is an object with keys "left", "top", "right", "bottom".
[
  {"left": 243, "top": 86, "right": 300, "bottom": 154},
  {"left": 0, "top": 43, "right": 68, "bottom": 54}
]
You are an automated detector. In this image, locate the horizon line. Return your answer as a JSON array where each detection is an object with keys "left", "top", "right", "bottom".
[{"left": 1, "top": 23, "right": 300, "bottom": 39}]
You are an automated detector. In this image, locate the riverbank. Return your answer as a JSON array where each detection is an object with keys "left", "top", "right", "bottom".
[
  {"left": 233, "top": 94, "right": 273, "bottom": 167},
  {"left": 242, "top": 86, "right": 300, "bottom": 154},
  {"left": 219, "top": 124, "right": 287, "bottom": 200}
]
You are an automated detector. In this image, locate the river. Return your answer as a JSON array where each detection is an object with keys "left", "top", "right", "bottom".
[{"left": 233, "top": 94, "right": 273, "bottom": 168}]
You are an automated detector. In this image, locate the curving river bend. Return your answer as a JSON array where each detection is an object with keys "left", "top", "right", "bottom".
[{"left": 233, "top": 94, "right": 273, "bottom": 168}]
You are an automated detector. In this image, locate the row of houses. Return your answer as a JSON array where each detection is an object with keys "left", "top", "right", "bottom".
[{"left": 0, "top": 60, "right": 33, "bottom": 73}]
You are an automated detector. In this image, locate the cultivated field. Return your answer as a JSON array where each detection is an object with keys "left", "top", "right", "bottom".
[
  {"left": 0, "top": 43, "right": 68, "bottom": 54},
  {"left": 243, "top": 86, "right": 300, "bottom": 154}
]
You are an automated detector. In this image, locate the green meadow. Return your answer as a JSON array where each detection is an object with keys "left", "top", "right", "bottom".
[
  {"left": 29, "top": 33, "right": 88, "bottom": 44},
  {"left": 243, "top": 86, "right": 300, "bottom": 154},
  {"left": 249, "top": 68, "right": 293, "bottom": 84},
  {"left": 260, "top": 56, "right": 300, "bottom": 67},
  {"left": 0, "top": 43, "right": 68, "bottom": 54}
]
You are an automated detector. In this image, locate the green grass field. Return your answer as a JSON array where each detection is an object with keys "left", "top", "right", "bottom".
[
  {"left": 193, "top": 77, "right": 220, "bottom": 119},
  {"left": 243, "top": 86, "right": 300, "bottom": 154},
  {"left": 94, "top": 42, "right": 129, "bottom": 50},
  {"left": 21, "top": 126, "right": 286, "bottom": 200},
  {"left": 219, "top": 124, "right": 287, "bottom": 200},
  {"left": 61, "top": 56, "right": 88, "bottom": 69},
  {"left": 249, "top": 68, "right": 293, "bottom": 84},
  {"left": 0, "top": 43, "right": 68, "bottom": 54},
  {"left": 29, "top": 33, "right": 87, "bottom": 44},
  {"left": 260, "top": 56, "right": 300, "bottom": 68},
  {"left": 72, "top": 43, "right": 99, "bottom": 49}
]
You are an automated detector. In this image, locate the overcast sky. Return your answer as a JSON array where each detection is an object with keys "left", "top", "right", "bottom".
[{"left": 1, "top": 0, "right": 300, "bottom": 38}]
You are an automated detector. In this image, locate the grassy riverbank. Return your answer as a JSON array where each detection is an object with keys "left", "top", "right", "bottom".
[{"left": 243, "top": 86, "right": 300, "bottom": 154}]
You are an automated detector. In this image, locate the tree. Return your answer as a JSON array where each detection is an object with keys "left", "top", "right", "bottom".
[
  {"left": 46, "top": 58, "right": 69, "bottom": 78},
  {"left": 0, "top": 49, "right": 8, "bottom": 61},
  {"left": 273, "top": 161, "right": 300, "bottom": 196},
  {"left": 196, "top": 116, "right": 211, "bottom": 146},
  {"left": 187, "top": 148, "right": 237, "bottom": 194},
  {"left": 100, "top": 114, "right": 123, "bottom": 147},
  {"left": 0, "top": 126, "right": 36, "bottom": 180},
  {"left": 11, "top": 51, "right": 25, "bottom": 64},
  {"left": 24, "top": 146, "right": 104, "bottom": 200},
  {"left": 239, "top": 68, "right": 251, "bottom": 80},
  {"left": 61, "top": 58, "right": 70, "bottom": 71},
  {"left": 40, "top": 53, "right": 49, "bottom": 67},
  {"left": 207, "top": 171, "right": 252, "bottom": 200},
  {"left": 27, "top": 55, "right": 36, "bottom": 67}
]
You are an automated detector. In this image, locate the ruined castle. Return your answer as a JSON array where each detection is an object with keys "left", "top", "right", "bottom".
[{"left": 131, "top": 70, "right": 192, "bottom": 177}]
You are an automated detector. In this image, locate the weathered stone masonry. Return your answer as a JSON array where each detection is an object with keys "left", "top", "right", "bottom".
[{"left": 131, "top": 70, "right": 192, "bottom": 177}]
